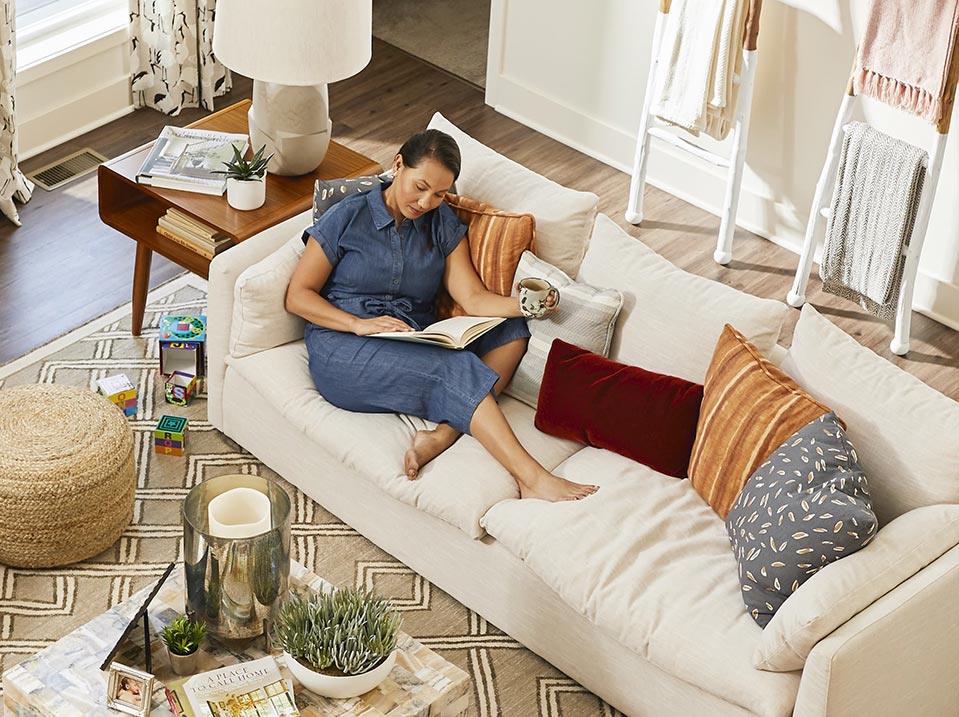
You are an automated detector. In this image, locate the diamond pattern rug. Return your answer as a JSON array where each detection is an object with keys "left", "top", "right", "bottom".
[{"left": 0, "top": 275, "right": 622, "bottom": 717}]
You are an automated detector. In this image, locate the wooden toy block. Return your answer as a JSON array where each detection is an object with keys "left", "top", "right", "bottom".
[
  {"left": 164, "top": 371, "right": 197, "bottom": 406},
  {"left": 159, "top": 315, "right": 206, "bottom": 378}
]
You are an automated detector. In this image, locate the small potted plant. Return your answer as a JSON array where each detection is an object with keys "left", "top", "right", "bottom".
[
  {"left": 218, "top": 144, "right": 273, "bottom": 211},
  {"left": 274, "top": 586, "right": 401, "bottom": 698},
  {"left": 160, "top": 614, "right": 206, "bottom": 676}
]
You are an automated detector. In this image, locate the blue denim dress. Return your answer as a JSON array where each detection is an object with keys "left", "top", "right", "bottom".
[{"left": 301, "top": 184, "right": 530, "bottom": 435}]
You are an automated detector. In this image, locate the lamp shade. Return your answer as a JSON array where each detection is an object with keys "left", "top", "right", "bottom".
[{"left": 213, "top": 0, "right": 372, "bottom": 86}]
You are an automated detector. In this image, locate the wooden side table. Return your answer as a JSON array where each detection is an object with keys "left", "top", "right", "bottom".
[{"left": 98, "top": 99, "right": 382, "bottom": 335}]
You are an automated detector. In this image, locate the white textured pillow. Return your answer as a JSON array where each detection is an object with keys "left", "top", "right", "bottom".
[
  {"left": 782, "top": 304, "right": 959, "bottom": 525},
  {"left": 229, "top": 233, "right": 306, "bottom": 359},
  {"left": 576, "top": 214, "right": 788, "bottom": 383},
  {"left": 427, "top": 112, "right": 598, "bottom": 278},
  {"left": 504, "top": 251, "right": 623, "bottom": 408},
  {"left": 755, "top": 504, "right": 959, "bottom": 672}
]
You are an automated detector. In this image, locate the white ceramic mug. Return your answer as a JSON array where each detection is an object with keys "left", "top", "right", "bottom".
[{"left": 518, "top": 277, "right": 559, "bottom": 319}]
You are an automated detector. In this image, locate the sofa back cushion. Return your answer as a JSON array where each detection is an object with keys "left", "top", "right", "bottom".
[
  {"left": 577, "top": 214, "right": 788, "bottom": 384},
  {"left": 781, "top": 304, "right": 959, "bottom": 525},
  {"left": 427, "top": 113, "right": 598, "bottom": 278}
]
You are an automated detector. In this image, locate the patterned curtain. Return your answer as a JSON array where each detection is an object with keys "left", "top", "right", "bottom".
[
  {"left": 0, "top": 0, "right": 33, "bottom": 226},
  {"left": 129, "top": 0, "right": 232, "bottom": 116}
]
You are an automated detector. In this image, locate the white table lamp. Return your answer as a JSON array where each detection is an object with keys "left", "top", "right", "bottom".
[{"left": 213, "top": 0, "right": 372, "bottom": 176}]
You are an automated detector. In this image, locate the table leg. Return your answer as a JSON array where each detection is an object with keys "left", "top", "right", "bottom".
[{"left": 132, "top": 243, "right": 153, "bottom": 336}]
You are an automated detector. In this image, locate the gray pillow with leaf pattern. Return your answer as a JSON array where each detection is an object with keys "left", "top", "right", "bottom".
[
  {"left": 312, "top": 171, "right": 457, "bottom": 223},
  {"left": 726, "top": 411, "right": 878, "bottom": 628}
]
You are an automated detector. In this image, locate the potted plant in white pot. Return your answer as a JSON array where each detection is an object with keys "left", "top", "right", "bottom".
[
  {"left": 218, "top": 144, "right": 273, "bottom": 211},
  {"left": 273, "top": 586, "right": 402, "bottom": 698},
  {"left": 160, "top": 614, "right": 206, "bottom": 676}
]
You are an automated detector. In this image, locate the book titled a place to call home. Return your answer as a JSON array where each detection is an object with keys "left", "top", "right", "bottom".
[
  {"left": 136, "top": 126, "right": 249, "bottom": 196},
  {"left": 371, "top": 315, "right": 505, "bottom": 349},
  {"left": 164, "top": 655, "right": 299, "bottom": 717}
]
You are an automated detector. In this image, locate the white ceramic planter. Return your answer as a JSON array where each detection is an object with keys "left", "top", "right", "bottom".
[
  {"left": 283, "top": 650, "right": 397, "bottom": 698},
  {"left": 226, "top": 177, "right": 266, "bottom": 211}
]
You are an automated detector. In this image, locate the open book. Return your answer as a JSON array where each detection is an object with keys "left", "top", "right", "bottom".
[{"left": 372, "top": 316, "right": 505, "bottom": 349}]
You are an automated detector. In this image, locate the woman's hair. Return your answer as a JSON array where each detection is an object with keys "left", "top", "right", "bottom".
[{"left": 397, "top": 129, "right": 461, "bottom": 181}]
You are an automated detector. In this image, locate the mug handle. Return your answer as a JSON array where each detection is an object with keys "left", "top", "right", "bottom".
[{"left": 546, "top": 287, "right": 561, "bottom": 312}]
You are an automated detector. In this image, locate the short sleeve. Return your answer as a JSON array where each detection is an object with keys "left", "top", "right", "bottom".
[
  {"left": 433, "top": 201, "right": 467, "bottom": 257},
  {"left": 301, "top": 199, "right": 352, "bottom": 266}
]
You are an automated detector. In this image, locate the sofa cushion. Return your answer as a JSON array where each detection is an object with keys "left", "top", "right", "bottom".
[
  {"left": 229, "top": 232, "right": 306, "bottom": 359},
  {"left": 312, "top": 173, "right": 392, "bottom": 223},
  {"left": 224, "top": 343, "right": 581, "bottom": 538},
  {"left": 480, "top": 448, "right": 800, "bottom": 716},
  {"left": 536, "top": 339, "right": 703, "bottom": 478},
  {"left": 755, "top": 504, "right": 959, "bottom": 672},
  {"left": 427, "top": 113, "right": 598, "bottom": 278},
  {"left": 727, "top": 412, "right": 878, "bottom": 628},
  {"left": 782, "top": 304, "right": 959, "bottom": 525},
  {"left": 505, "top": 251, "right": 623, "bottom": 407},
  {"left": 576, "top": 214, "right": 788, "bottom": 383},
  {"left": 434, "top": 193, "right": 536, "bottom": 319},
  {"left": 688, "top": 325, "right": 833, "bottom": 518}
]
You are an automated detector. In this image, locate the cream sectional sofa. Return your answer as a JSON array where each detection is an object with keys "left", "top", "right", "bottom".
[{"left": 207, "top": 115, "right": 959, "bottom": 716}]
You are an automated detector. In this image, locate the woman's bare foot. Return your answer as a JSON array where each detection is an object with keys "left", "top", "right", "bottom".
[
  {"left": 518, "top": 471, "right": 599, "bottom": 502},
  {"left": 403, "top": 425, "right": 461, "bottom": 479}
]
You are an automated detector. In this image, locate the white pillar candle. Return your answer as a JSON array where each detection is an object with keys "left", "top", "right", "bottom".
[{"left": 207, "top": 487, "right": 272, "bottom": 539}]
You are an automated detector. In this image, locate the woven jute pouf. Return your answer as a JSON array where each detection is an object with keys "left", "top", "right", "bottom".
[{"left": 0, "top": 384, "right": 136, "bottom": 568}]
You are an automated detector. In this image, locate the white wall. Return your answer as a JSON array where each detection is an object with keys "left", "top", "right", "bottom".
[
  {"left": 17, "top": 27, "right": 133, "bottom": 161},
  {"left": 486, "top": 0, "right": 959, "bottom": 331}
]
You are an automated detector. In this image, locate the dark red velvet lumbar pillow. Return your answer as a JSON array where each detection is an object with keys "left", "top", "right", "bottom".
[{"left": 535, "top": 339, "right": 704, "bottom": 478}]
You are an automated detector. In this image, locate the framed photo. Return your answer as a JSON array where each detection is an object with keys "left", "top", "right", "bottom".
[{"left": 106, "top": 662, "right": 154, "bottom": 716}]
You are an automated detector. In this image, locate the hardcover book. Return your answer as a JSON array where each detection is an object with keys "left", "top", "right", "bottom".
[
  {"left": 371, "top": 315, "right": 505, "bottom": 349},
  {"left": 164, "top": 655, "right": 299, "bottom": 717},
  {"left": 136, "top": 126, "right": 249, "bottom": 195}
]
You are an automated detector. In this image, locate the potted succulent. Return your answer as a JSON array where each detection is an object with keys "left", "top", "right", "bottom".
[
  {"left": 273, "top": 586, "right": 402, "bottom": 698},
  {"left": 218, "top": 144, "right": 273, "bottom": 211},
  {"left": 160, "top": 614, "right": 207, "bottom": 676}
]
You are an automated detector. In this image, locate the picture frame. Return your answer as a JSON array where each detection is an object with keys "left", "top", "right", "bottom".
[{"left": 106, "top": 662, "right": 154, "bottom": 716}]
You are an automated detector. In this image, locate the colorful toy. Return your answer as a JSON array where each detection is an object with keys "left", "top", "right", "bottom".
[
  {"left": 159, "top": 315, "right": 207, "bottom": 378},
  {"left": 96, "top": 374, "right": 137, "bottom": 417},
  {"left": 164, "top": 371, "right": 197, "bottom": 406},
  {"left": 154, "top": 415, "right": 188, "bottom": 456}
]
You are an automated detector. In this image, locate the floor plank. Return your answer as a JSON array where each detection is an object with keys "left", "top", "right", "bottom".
[{"left": 2, "top": 39, "right": 956, "bottom": 400}]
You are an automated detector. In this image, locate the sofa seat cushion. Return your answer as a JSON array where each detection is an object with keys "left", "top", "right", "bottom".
[
  {"left": 480, "top": 448, "right": 801, "bottom": 716},
  {"left": 224, "top": 343, "right": 581, "bottom": 539}
]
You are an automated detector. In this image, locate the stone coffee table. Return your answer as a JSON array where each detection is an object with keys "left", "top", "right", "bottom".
[{"left": 2, "top": 561, "right": 470, "bottom": 716}]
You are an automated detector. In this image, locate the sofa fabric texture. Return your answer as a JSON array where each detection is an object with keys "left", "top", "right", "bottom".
[
  {"left": 577, "top": 214, "right": 788, "bottom": 384},
  {"left": 427, "top": 112, "right": 598, "bottom": 278},
  {"left": 782, "top": 304, "right": 959, "bottom": 525},
  {"left": 535, "top": 339, "right": 703, "bottom": 478},
  {"left": 504, "top": 251, "right": 623, "bottom": 408},
  {"left": 688, "top": 325, "right": 833, "bottom": 519},
  {"left": 726, "top": 412, "right": 878, "bottom": 628},
  {"left": 434, "top": 192, "right": 536, "bottom": 319}
]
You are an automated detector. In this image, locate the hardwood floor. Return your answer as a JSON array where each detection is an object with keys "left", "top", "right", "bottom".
[{"left": 2, "top": 39, "right": 957, "bottom": 399}]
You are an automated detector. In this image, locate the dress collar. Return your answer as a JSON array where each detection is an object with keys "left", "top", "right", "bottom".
[{"left": 368, "top": 182, "right": 428, "bottom": 232}]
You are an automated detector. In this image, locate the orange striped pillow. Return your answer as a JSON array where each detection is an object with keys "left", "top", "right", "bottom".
[
  {"left": 688, "top": 325, "right": 833, "bottom": 518},
  {"left": 435, "top": 193, "right": 536, "bottom": 319}
]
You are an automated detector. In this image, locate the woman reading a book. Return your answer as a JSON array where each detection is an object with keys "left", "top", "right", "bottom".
[{"left": 286, "top": 129, "right": 597, "bottom": 502}]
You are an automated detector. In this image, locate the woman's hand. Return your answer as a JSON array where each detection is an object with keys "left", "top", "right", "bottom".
[
  {"left": 543, "top": 288, "right": 561, "bottom": 315},
  {"left": 352, "top": 316, "right": 416, "bottom": 336}
]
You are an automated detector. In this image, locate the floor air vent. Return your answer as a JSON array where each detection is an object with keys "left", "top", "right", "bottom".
[{"left": 27, "top": 148, "right": 108, "bottom": 191}]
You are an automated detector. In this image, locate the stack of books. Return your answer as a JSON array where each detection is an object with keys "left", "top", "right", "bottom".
[{"left": 156, "top": 209, "right": 232, "bottom": 259}]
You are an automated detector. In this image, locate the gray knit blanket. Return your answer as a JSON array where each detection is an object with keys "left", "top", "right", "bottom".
[{"left": 820, "top": 121, "right": 927, "bottom": 320}]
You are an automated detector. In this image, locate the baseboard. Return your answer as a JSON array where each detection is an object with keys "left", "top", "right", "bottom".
[
  {"left": 486, "top": 74, "right": 959, "bottom": 331},
  {"left": 20, "top": 98, "right": 134, "bottom": 162}
]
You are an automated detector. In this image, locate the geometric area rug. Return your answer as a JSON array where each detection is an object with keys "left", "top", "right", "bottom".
[{"left": 0, "top": 275, "right": 623, "bottom": 717}]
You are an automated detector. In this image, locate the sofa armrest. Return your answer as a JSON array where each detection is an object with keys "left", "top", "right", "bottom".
[
  {"left": 793, "top": 544, "right": 959, "bottom": 717},
  {"left": 207, "top": 209, "right": 312, "bottom": 428}
]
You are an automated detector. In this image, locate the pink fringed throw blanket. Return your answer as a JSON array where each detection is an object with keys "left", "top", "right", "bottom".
[{"left": 854, "top": 0, "right": 959, "bottom": 124}]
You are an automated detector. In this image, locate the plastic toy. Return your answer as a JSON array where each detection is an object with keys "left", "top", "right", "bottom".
[
  {"left": 97, "top": 374, "right": 137, "bottom": 417},
  {"left": 154, "top": 415, "right": 188, "bottom": 456}
]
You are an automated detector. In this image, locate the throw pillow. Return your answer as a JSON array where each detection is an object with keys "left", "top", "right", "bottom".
[
  {"left": 726, "top": 412, "right": 878, "bottom": 628},
  {"left": 535, "top": 339, "right": 704, "bottom": 478},
  {"left": 755, "top": 503, "right": 959, "bottom": 671},
  {"left": 312, "top": 172, "right": 394, "bottom": 223},
  {"left": 688, "top": 325, "right": 833, "bottom": 518},
  {"left": 434, "top": 193, "right": 537, "bottom": 319},
  {"left": 504, "top": 251, "right": 623, "bottom": 408}
]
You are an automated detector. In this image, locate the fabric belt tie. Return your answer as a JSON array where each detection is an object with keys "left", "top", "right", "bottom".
[{"left": 362, "top": 297, "right": 418, "bottom": 327}]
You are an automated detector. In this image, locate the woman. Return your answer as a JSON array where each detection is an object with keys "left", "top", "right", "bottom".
[{"left": 286, "top": 129, "right": 597, "bottom": 502}]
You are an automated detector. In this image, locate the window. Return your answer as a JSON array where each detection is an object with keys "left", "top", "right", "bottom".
[{"left": 16, "top": 0, "right": 127, "bottom": 72}]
